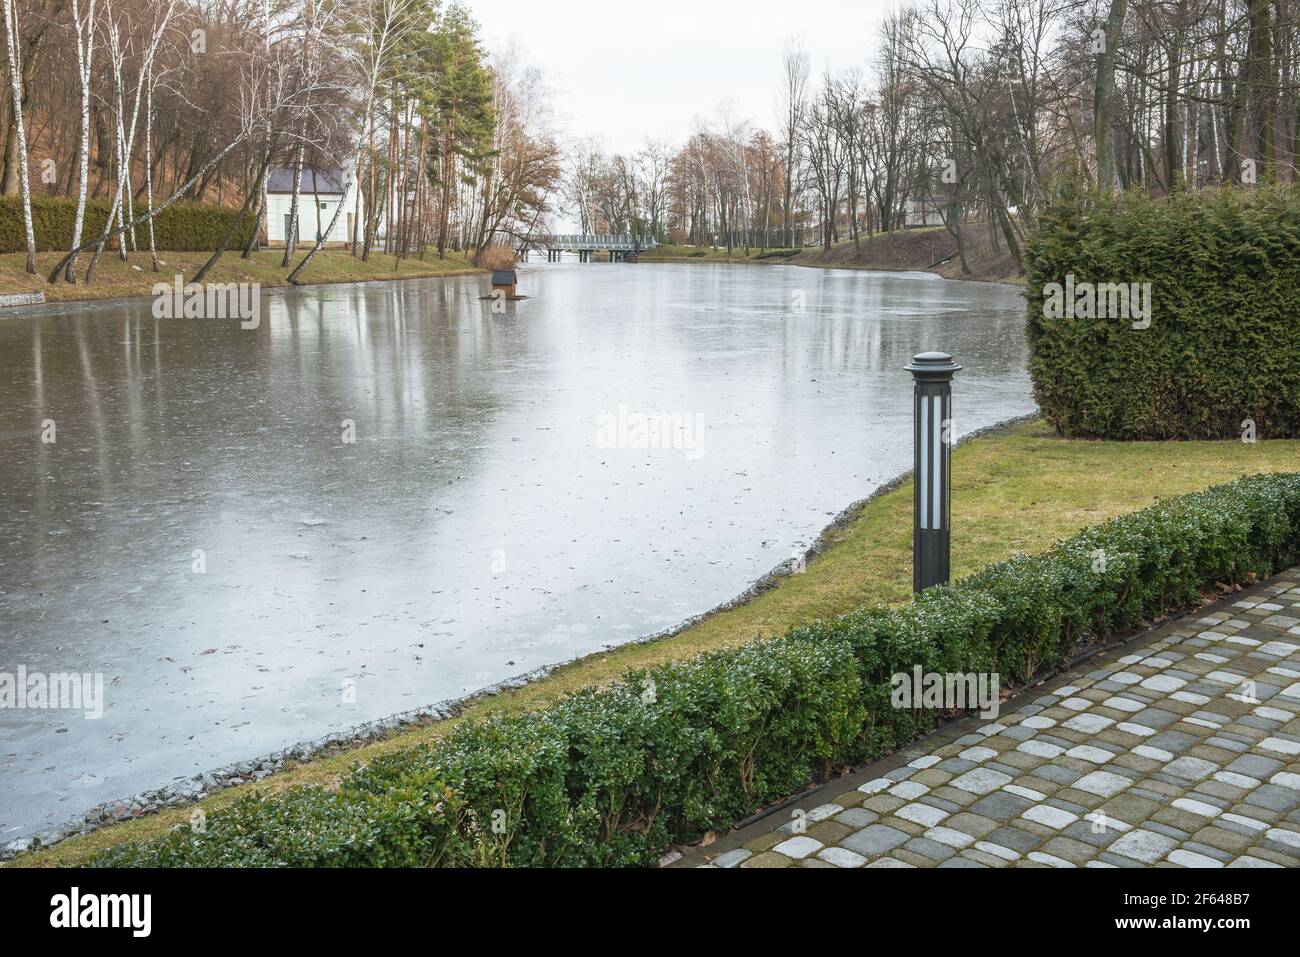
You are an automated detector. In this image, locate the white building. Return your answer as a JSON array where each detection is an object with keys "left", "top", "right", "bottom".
[
  {"left": 265, "top": 168, "right": 366, "bottom": 247},
  {"left": 904, "top": 196, "right": 947, "bottom": 228}
]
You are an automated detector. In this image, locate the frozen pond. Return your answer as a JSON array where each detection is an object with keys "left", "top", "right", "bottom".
[{"left": 0, "top": 261, "right": 1033, "bottom": 839}]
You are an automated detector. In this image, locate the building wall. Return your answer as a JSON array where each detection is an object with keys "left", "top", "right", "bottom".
[
  {"left": 904, "top": 198, "right": 946, "bottom": 228},
  {"left": 265, "top": 185, "right": 364, "bottom": 245}
]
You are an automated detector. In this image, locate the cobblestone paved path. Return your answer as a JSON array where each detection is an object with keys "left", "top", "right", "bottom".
[{"left": 682, "top": 568, "right": 1300, "bottom": 869}]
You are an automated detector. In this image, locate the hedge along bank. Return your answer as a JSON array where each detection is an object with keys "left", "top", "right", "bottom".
[
  {"left": 0, "top": 196, "right": 256, "bottom": 253},
  {"left": 80, "top": 472, "right": 1300, "bottom": 867},
  {"left": 1025, "top": 185, "right": 1300, "bottom": 440}
]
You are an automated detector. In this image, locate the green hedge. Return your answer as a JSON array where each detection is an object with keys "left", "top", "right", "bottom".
[
  {"left": 89, "top": 472, "right": 1300, "bottom": 867},
  {"left": 0, "top": 195, "right": 255, "bottom": 253},
  {"left": 1026, "top": 186, "right": 1300, "bottom": 440}
]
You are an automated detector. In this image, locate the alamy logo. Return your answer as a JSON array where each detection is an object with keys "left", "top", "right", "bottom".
[
  {"left": 596, "top": 404, "right": 704, "bottom": 459},
  {"left": 50, "top": 887, "right": 151, "bottom": 937},
  {"left": 151, "top": 276, "right": 261, "bottom": 329},
  {"left": 890, "top": 666, "right": 1001, "bottom": 719},
  {"left": 1041, "top": 273, "right": 1152, "bottom": 329},
  {"left": 0, "top": 666, "right": 103, "bottom": 719}
]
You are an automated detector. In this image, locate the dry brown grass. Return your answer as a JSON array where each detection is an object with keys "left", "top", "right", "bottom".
[{"left": 474, "top": 245, "right": 518, "bottom": 271}]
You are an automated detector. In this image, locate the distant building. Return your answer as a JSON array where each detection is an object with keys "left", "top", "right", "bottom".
[
  {"left": 904, "top": 197, "right": 946, "bottom": 228},
  {"left": 265, "top": 168, "right": 367, "bottom": 247}
]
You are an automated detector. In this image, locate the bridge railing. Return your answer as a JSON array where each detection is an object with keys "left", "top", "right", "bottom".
[{"left": 542, "top": 234, "right": 660, "bottom": 251}]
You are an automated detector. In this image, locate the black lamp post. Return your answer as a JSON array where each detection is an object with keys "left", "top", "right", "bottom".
[{"left": 905, "top": 352, "right": 961, "bottom": 593}]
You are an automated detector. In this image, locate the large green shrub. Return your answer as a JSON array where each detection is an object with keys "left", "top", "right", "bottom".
[
  {"left": 0, "top": 195, "right": 255, "bottom": 253},
  {"left": 1026, "top": 186, "right": 1300, "bottom": 439},
  {"left": 90, "top": 472, "right": 1300, "bottom": 868}
]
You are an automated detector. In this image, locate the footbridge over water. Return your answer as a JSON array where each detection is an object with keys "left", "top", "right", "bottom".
[{"left": 519, "top": 234, "right": 660, "bottom": 262}]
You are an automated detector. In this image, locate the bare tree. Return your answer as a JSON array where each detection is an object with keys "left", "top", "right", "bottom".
[
  {"left": 777, "top": 36, "right": 809, "bottom": 247},
  {"left": 2, "top": 0, "right": 37, "bottom": 272},
  {"left": 64, "top": 0, "right": 98, "bottom": 282}
]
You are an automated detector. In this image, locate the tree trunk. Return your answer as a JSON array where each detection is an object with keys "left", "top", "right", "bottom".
[
  {"left": 65, "top": 0, "right": 96, "bottom": 281},
  {"left": 1094, "top": 0, "right": 1129, "bottom": 191},
  {"left": 281, "top": 141, "right": 303, "bottom": 266},
  {"left": 2, "top": 0, "right": 36, "bottom": 272}
]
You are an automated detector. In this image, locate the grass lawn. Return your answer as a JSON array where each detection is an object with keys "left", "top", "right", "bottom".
[
  {"left": 0, "top": 248, "right": 482, "bottom": 303},
  {"left": 12, "top": 418, "right": 1300, "bottom": 866}
]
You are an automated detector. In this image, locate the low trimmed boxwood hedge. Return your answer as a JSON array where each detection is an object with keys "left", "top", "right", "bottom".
[
  {"left": 90, "top": 472, "right": 1300, "bottom": 867},
  {"left": 1025, "top": 185, "right": 1300, "bottom": 440},
  {"left": 0, "top": 196, "right": 255, "bottom": 253}
]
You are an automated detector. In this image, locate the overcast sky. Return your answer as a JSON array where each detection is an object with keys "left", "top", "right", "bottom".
[{"left": 469, "top": 0, "right": 897, "bottom": 155}]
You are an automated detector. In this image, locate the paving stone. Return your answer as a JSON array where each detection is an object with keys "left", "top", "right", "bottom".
[
  {"left": 1066, "top": 745, "right": 1116, "bottom": 763},
  {"left": 1260, "top": 737, "right": 1300, "bottom": 756},
  {"left": 969, "top": 791, "right": 1035, "bottom": 821},
  {"left": 1023, "top": 805, "right": 1078, "bottom": 829},
  {"left": 1017, "top": 740, "right": 1063, "bottom": 759},
  {"left": 949, "top": 767, "right": 1013, "bottom": 795},
  {"left": 808, "top": 821, "right": 854, "bottom": 845},
  {"left": 710, "top": 848, "right": 752, "bottom": 868},
  {"left": 1180, "top": 840, "right": 1233, "bottom": 863},
  {"left": 1148, "top": 732, "right": 1203, "bottom": 755},
  {"left": 1109, "top": 828, "right": 1179, "bottom": 863},
  {"left": 772, "top": 836, "right": 823, "bottom": 859},
  {"left": 1227, "top": 754, "right": 1284, "bottom": 779},
  {"left": 904, "top": 837, "right": 956, "bottom": 861},
  {"left": 816, "top": 846, "right": 867, "bottom": 868},
  {"left": 833, "top": 807, "right": 878, "bottom": 829},
  {"left": 925, "top": 825, "right": 977, "bottom": 849},
  {"left": 1171, "top": 797, "right": 1221, "bottom": 818},
  {"left": 1032, "top": 764, "right": 1084, "bottom": 787},
  {"left": 960, "top": 847, "right": 1012, "bottom": 867},
  {"left": 1130, "top": 709, "right": 1180, "bottom": 730},
  {"left": 1168, "top": 848, "right": 1223, "bottom": 868},
  {"left": 1165, "top": 756, "right": 1219, "bottom": 781},
  {"left": 1266, "top": 827, "right": 1300, "bottom": 850},
  {"left": 1040, "top": 836, "right": 1097, "bottom": 865},
  {"left": 1027, "top": 851, "right": 1075, "bottom": 867},
  {"left": 679, "top": 573, "right": 1300, "bottom": 871},
  {"left": 1073, "top": 770, "right": 1133, "bottom": 798},
  {"left": 889, "top": 781, "right": 930, "bottom": 800},
  {"left": 1062, "top": 713, "right": 1115, "bottom": 734},
  {"left": 840, "top": 824, "right": 909, "bottom": 859},
  {"left": 1063, "top": 818, "right": 1126, "bottom": 848},
  {"left": 1227, "top": 855, "right": 1283, "bottom": 868},
  {"left": 1194, "top": 825, "right": 1254, "bottom": 853},
  {"left": 896, "top": 803, "right": 949, "bottom": 828},
  {"left": 862, "top": 795, "right": 906, "bottom": 814},
  {"left": 1004, "top": 783, "right": 1047, "bottom": 801},
  {"left": 1245, "top": 784, "right": 1300, "bottom": 813}
]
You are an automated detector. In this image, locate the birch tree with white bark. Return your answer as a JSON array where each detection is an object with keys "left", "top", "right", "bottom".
[{"left": 1, "top": 0, "right": 36, "bottom": 273}]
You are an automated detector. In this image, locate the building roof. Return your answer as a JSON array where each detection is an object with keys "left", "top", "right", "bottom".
[{"left": 267, "top": 167, "right": 351, "bottom": 195}]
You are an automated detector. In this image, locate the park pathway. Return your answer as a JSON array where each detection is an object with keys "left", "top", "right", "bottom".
[{"left": 678, "top": 568, "right": 1300, "bottom": 868}]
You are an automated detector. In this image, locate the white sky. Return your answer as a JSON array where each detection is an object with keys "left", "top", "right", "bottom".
[{"left": 470, "top": 0, "right": 898, "bottom": 155}]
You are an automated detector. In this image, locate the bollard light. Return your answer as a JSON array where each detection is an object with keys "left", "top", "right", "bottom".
[{"left": 905, "top": 352, "right": 961, "bottom": 593}]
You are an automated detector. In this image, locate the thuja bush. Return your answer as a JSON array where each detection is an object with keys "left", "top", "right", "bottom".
[
  {"left": 92, "top": 473, "right": 1300, "bottom": 868},
  {"left": 1025, "top": 185, "right": 1300, "bottom": 440},
  {"left": 0, "top": 196, "right": 255, "bottom": 253}
]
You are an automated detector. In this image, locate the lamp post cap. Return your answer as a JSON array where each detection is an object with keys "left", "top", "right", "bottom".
[{"left": 905, "top": 352, "right": 962, "bottom": 377}]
